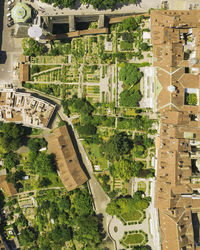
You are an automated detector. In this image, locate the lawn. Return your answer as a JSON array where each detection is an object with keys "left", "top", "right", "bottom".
[
  {"left": 123, "top": 233, "right": 144, "bottom": 245},
  {"left": 137, "top": 181, "right": 146, "bottom": 193},
  {"left": 121, "top": 210, "right": 143, "bottom": 222}
]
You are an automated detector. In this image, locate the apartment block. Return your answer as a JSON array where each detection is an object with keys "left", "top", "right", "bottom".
[{"left": 0, "top": 88, "right": 56, "bottom": 128}]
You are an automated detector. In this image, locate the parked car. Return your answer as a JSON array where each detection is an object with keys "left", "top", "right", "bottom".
[
  {"left": 7, "top": 1, "right": 12, "bottom": 5},
  {"left": 8, "top": 16, "right": 12, "bottom": 21},
  {"left": 7, "top": 6, "right": 12, "bottom": 11},
  {"left": 7, "top": 21, "right": 14, "bottom": 27},
  {"left": 6, "top": 12, "right": 11, "bottom": 17}
]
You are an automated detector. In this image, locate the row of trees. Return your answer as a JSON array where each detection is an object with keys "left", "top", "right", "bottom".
[
  {"left": 119, "top": 63, "right": 143, "bottom": 107},
  {"left": 106, "top": 191, "right": 150, "bottom": 216},
  {"left": 41, "top": 0, "right": 136, "bottom": 10}
]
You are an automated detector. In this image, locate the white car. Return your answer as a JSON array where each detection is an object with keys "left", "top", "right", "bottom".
[{"left": 6, "top": 12, "right": 11, "bottom": 17}]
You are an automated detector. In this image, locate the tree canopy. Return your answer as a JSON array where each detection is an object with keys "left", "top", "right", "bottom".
[
  {"left": 119, "top": 64, "right": 142, "bottom": 87},
  {"left": 22, "top": 38, "right": 47, "bottom": 57},
  {"left": 106, "top": 191, "right": 150, "bottom": 217},
  {"left": 48, "top": 225, "right": 72, "bottom": 246},
  {"left": 101, "top": 132, "right": 133, "bottom": 161},
  {"left": 73, "top": 188, "right": 93, "bottom": 216},
  {"left": 4, "top": 152, "right": 19, "bottom": 170},
  {"left": 74, "top": 215, "right": 101, "bottom": 247},
  {"left": 77, "top": 124, "right": 97, "bottom": 136},
  {"left": 0, "top": 122, "right": 25, "bottom": 153},
  {"left": 119, "top": 89, "right": 142, "bottom": 107},
  {"left": 27, "top": 138, "right": 47, "bottom": 152},
  {"left": 140, "top": 42, "right": 150, "bottom": 51},
  {"left": 114, "top": 159, "right": 143, "bottom": 181},
  {"left": 119, "top": 17, "right": 138, "bottom": 31},
  {"left": 33, "top": 153, "right": 56, "bottom": 175},
  {"left": 19, "top": 227, "right": 38, "bottom": 247}
]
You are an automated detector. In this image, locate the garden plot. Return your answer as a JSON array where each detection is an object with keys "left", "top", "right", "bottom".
[
  {"left": 71, "top": 38, "right": 85, "bottom": 63},
  {"left": 31, "top": 55, "right": 66, "bottom": 64},
  {"left": 61, "top": 65, "right": 80, "bottom": 83},
  {"left": 84, "top": 85, "right": 100, "bottom": 103},
  {"left": 83, "top": 65, "right": 100, "bottom": 83},
  {"left": 32, "top": 69, "right": 61, "bottom": 82},
  {"left": 121, "top": 230, "right": 148, "bottom": 248}
]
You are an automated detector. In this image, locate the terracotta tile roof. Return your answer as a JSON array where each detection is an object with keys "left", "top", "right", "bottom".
[
  {"left": 48, "top": 125, "right": 88, "bottom": 191},
  {"left": 0, "top": 175, "right": 17, "bottom": 197},
  {"left": 154, "top": 108, "right": 200, "bottom": 249},
  {"left": 19, "top": 63, "right": 30, "bottom": 82}
]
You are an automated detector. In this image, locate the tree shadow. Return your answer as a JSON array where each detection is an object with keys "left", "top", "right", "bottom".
[{"left": 0, "top": 0, "right": 4, "bottom": 51}]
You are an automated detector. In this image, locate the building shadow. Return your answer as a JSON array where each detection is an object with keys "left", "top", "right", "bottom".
[
  {"left": 0, "top": 0, "right": 4, "bottom": 51},
  {"left": 66, "top": 123, "right": 90, "bottom": 180},
  {"left": 0, "top": 51, "right": 7, "bottom": 64},
  {"left": 192, "top": 213, "right": 200, "bottom": 244}
]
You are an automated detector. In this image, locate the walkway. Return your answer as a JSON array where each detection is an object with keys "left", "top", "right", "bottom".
[{"left": 109, "top": 211, "right": 153, "bottom": 250}]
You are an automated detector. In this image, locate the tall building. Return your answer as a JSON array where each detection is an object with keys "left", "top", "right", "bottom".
[{"left": 151, "top": 10, "right": 200, "bottom": 250}]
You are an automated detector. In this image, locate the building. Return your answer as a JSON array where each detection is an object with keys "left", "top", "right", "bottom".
[
  {"left": 48, "top": 125, "right": 88, "bottom": 191},
  {"left": 151, "top": 10, "right": 200, "bottom": 250},
  {"left": 0, "top": 88, "right": 56, "bottom": 128},
  {"left": 20, "top": 63, "right": 30, "bottom": 83},
  {"left": 0, "top": 175, "right": 17, "bottom": 197}
]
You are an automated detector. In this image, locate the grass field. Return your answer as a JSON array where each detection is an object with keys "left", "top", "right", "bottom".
[
  {"left": 123, "top": 233, "right": 144, "bottom": 245},
  {"left": 121, "top": 210, "right": 143, "bottom": 222}
]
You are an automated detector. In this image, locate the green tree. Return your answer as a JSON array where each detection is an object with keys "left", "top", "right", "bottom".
[
  {"left": 38, "top": 177, "right": 52, "bottom": 188},
  {"left": 114, "top": 158, "right": 142, "bottom": 181},
  {"left": 119, "top": 64, "right": 142, "bottom": 87},
  {"left": 19, "top": 227, "right": 38, "bottom": 247},
  {"left": 16, "top": 213, "right": 28, "bottom": 227},
  {"left": 73, "top": 188, "right": 93, "bottom": 216},
  {"left": 119, "top": 89, "right": 142, "bottom": 107},
  {"left": 22, "top": 38, "right": 48, "bottom": 57},
  {"left": 140, "top": 42, "right": 149, "bottom": 51},
  {"left": 106, "top": 192, "right": 149, "bottom": 217},
  {"left": 27, "top": 138, "right": 47, "bottom": 152},
  {"left": 0, "top": 123, "right": 25, "bottom": 153},
  {"left": 77, "top": 124, "right": 97, "bottom": 136},
  {"left": 75, "top": 215, "right": 101, "bottom": 247},
  {"left": 33, "top": 153, "right": 56, "bottom": 175},
  {"left": 4, "top": 152, "right": 19, "bottom": 170},
  {"left": 120, "top": 17, "right": 138, "bottom": 32},
  {"left": 101, "top": 132, "right": 133, "bottom": 161},
  {"left": 133, "top": 144, "right": 145, "bottom": 157},
  {"left": 48, "top": 225, "right": 72, "bottom": 246}
]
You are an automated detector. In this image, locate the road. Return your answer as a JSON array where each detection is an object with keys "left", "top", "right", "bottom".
[{"left": 0, "top": 0, "right": 22, "bottom": 85}]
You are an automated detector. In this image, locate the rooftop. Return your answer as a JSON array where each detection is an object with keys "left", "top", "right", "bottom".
[{"left": 48, "top": 125, "right": 88, "bottom": 191}]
